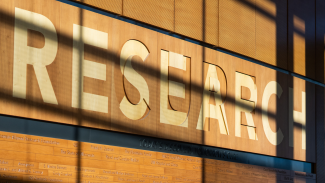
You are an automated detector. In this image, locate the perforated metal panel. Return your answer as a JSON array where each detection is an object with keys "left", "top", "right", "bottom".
[
  {"left": 72, "top": 0, "right": 122, "bottom": 14},
  {"left": 288, "top": 0, "right": 316, "bottom": 79},
  {"left": 204, "top": 0, "right": 218, "bottom": 46},
  {"left": 123, "top": 0, "right": 174, "bottom": 31},
  {"left": 255, "top": 0, "right": 287, "bottom": 69},
  {"left": 175, "top": 0, "right": 218, "bottom": 46},
  {"left": 219, "top": 0, "right": 256, "bottom": 58}
]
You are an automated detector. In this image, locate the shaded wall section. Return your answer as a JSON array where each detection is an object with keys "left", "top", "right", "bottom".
[{"left": 288, "top": 0, "right": 315, "bottom": 79}]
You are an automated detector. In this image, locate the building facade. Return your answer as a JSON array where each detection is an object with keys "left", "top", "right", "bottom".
[{"left": 0, "top": 0, "right": 324, "bottom": 182}]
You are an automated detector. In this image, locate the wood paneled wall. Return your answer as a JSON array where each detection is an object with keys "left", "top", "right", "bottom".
[
  {"left": 0, "top": 0, "right": 317, "bottom": 162},
  {"left": 0, "top": 131, "right": 316, "bottom": 183},
  {"left": 70, "top": 0, "right": 325, "bottom": 83}
]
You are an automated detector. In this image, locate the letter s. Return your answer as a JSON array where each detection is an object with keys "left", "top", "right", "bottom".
[{"left": 119, "top": 40, "right": 150, "bottom": 120}]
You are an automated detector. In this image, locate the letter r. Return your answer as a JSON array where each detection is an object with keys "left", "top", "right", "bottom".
[{"left": 13, "top": 8, "right": 58, "bottom": 104}]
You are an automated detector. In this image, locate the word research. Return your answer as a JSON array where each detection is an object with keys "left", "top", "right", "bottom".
[{"left": 12, "top": 8, "right": 308, "bottom": 149}]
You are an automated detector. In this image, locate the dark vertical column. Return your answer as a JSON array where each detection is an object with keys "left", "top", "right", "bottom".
[
  {"left": 315, "top": 0, "right": 325, "bottom": 181},
  {"left": 315, "top": 85, "right": 325, "bottom": 182},
  {"left": 315, "top": 0, "right": 325, "bottom": 84},
  {"left": 202, "top": 1, "right": 206, "bottom": 182}
]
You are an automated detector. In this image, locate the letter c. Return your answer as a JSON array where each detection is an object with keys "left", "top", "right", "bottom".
[{"left": 262, "top": 81, "right": 284, "bottom": 145}]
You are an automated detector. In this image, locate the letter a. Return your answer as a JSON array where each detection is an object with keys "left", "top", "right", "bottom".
[{"left": 196, "top": 64, "right": 229, "bottom": 134}]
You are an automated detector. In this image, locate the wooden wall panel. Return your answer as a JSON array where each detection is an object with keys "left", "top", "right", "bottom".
[
  {"left": 109, "top": 21, "right": 159, "bottom": 137},
  {"left": 157, "top": 32, "right": 202, "bottom": 143},
  {"left": 0, "top": 0, "right": 14, "bottom": 111},
  {"left": 288, "top": 0, "right": 315, "bottom": 79},
  {"left": 0, "top": 131, "right": 316, "bottom": 183},
  {"left": 71, "top": 0, "right": 122, "bottom": 14},
  {"left": 156, "top": 32, "right": 316, "bottom": 162},
  {"left": 256, "top": 0, "right": 287, "bottom": 69},
  {"left": 175, "top": 0, "right": 218, "bottom": 45},
  {"left": 66, "top": 0, "right": 323, "bottom": 85},
  {"left": 123, "top": 0, "right": 174, "bottom": 31},
  {"left": 58, "top": 2, "right": 113, "bottom": 129},
  {"left": 0, "top": 0, "right": 317, "bottom": 162},
  {"left": 202, "top": 46, "right": 315, "bottom": 163},
  {"left": 219, "top": 0, "right": 256, "bottom": 58}
]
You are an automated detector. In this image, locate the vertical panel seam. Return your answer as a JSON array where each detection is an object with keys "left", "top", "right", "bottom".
[
  {"left": 287, "top": 0, "right": 289, "bottom": 71},
  {"left": 217, "top": 0, "right": 219, "bottom": 46},
  {"left": 314, "top": 0, "right": 316, "bottom": 82},
  {"left": 255, "top": 0, "right": 256, "bottom": 58},
  {"left": 121, "top": 0, "right": 123, "bottom": 15},
  {"left": 173, "top": 0, "right": 175, "bottom": 32}
]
